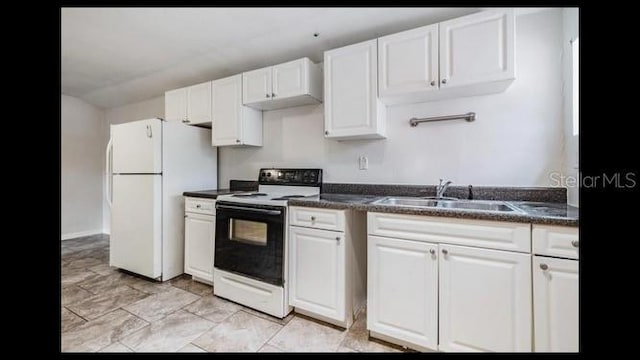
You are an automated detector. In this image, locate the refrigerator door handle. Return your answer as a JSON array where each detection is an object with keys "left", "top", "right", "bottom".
[
  {"left": 105, "top": 137, "right": 113, "bottom": 208},
  {"left": 146, "top": 125, "right": 152, "bottom": 138}
]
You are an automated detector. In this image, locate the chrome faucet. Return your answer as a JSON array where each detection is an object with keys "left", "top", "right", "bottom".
[{"left": 436, "top": 179, "right": 453, "bottom": 199}]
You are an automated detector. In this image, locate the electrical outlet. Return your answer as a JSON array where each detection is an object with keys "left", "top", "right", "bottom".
[{"left": 358, "top": 155, "right": 368, "bottom": 170}]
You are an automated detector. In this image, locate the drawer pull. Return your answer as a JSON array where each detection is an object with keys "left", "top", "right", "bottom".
[
  {"left": 196, "top": 204, "right": 201, "bottom": 208},
  {"left": 442, "top": 249, "right": 448, "bottom": 255},
  {"left": 310, "top": 216, "right": 316, "bottom": 221},
  {"left": 540, "top": 263, "right": 549, "bottom": 271},
  {"left": 335, "top": 236, "right": 340, "bottom": 241},
  {"left": 571, "top": 240, "right": 579, "bottom": 248}
]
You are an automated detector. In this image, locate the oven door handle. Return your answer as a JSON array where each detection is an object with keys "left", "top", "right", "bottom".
[{"left": 217, "top": 204, "right": 282, "bottom": 216}]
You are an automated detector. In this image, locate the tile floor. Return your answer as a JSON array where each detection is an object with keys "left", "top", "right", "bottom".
[{"left": 61, "top": 235, "right": 408, "bottom": 353}]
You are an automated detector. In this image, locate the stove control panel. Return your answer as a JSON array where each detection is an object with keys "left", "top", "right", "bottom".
[{"left": 259, "top": 168, "right": 323, "bottom": 187}]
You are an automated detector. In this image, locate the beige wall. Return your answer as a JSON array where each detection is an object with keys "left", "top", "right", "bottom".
[
  {"left": 102, "top": 95, "right": 165, "bottom": 233},
  {"left": 220, "top": 10, "right": 567, "bottom": 192},
  {"left": 61, "top": 95, "right": 106, "bottom": 239}
]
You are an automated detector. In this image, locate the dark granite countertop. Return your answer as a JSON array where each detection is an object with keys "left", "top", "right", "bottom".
[
  {"left": 183, "top": 189, "right": 247, "bottom": 199},
  {"left": 288, "top": 194, "right": 578, "bottom": 227}
]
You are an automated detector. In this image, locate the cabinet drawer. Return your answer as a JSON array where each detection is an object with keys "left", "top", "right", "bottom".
[
  {"left": 532, "top": 225, "right": 579, "bottom": 260},
  {"left": 368, "top": 212, "right": 531, "bottom": 253},
  {"left": 185, "top": 197, "right": 216, "bottom": 215},
  {"left": 289, "top": 206, "right": 345, "bottom": 231}
]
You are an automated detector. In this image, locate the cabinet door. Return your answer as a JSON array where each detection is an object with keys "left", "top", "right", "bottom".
[
  {"left": 184, "top": 213, "right": 215, "bottom": 282},
  {"left": 378, "top": 24, "right": 439, "bottom": 97},
  {"left": 212, "top": 75, "right": 242, "bottom": 146},
  {"left": 186, "top": 81, "right": 212, "bottom": 125},
  {"left": 533, "top": 256, "right": 579, "bottom": 352},
  {"left": 367, "top": 236, "right": 438, "bottom": 351},
  {"left": 165, "top": 88, "right": 188, "bottom": 122},
  {"left": 242, "top": 67, "right": 272, "bottom": 105},
  {"left": 439, "top": 244, "right": 531, "bottom": 352},
  {"left": 439, "top": 9, "right": 515, "bottom": 89},
  {"left": 272, "top": 58, "right": 307, "bottom": 99},
  {"left": 324, "top": 39, "right": 385, "bottom": 139},
  {"left": 289, "top": 226, "right": 345, "bottom": 322}
]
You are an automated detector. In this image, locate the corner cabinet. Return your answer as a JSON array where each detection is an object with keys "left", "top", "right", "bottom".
[
  {"left": 242, "top": 57, "right": 323, "bottom": 111},
  {"left": 165, "top": 81, "right": 212, "bottom": 125},
  {"left": 323, "top": 39, "right": 386, "bottom": 140},
  {"left": 211, "top": 74, "right": 263, "bottom": 147},
  {"left": 378, "top": 9, "right": 515, "bottom": 105},
  {"left": 288, "top": 207, "right": 367, "bottom": 328},
  {"left": 184, "top": 197, "right": 216, "bottom": 284},
  {"left": 532, "top": 225, "right": 579, "bottom": 352}
]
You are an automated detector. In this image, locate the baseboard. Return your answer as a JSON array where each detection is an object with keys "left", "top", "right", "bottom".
[{"left": 61, "top": 229, "right": 104, "bottom": 241}]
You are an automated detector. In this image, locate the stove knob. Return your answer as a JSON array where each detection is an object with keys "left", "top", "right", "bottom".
[
  {"left": 266, "top": 172, "right": 271, "bottom": 177},
  {"left": 260, "top": 172, "right": 266, "bottom": 178}
]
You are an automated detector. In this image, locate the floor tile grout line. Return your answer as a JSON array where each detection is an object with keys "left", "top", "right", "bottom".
[
  {"left": 63, "top": 305, "right": 91, "bottom": 323},
  {"left": 259, "top": 313, "right": 294, "bottom": 352},
  {"left": 188, "top": 342, "right": 208, "bottom": 353}
]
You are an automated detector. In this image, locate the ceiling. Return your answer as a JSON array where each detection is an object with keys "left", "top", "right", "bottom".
[{"left": 62, "top": 7, "right": 542, "bottom": 109}]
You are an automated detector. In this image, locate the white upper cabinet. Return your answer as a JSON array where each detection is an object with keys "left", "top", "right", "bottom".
[
  {"left": 378, "top": 9, "right": 515, "bottom": 105},
  {"left": 378, "top": 24, "right": 439, "bottom": 102},
  {"left": 439, "top": 9, "right": 515, "bottom": 90},
  {"left": 242, "top": 58, "right": 322, "bottom": 111},
  {"left": 211, "top": 74, "right": 262, "bottom": 147},
  {"left": 164, "top": 88, "right": 187, "bottom": 123},
  {"left": 186, "top": 81, "right": 212, "bottom": 124},
  {"left": 165, "top": 81, "right": 212, "bottom": 125},
  {"left": 324, "top": 39, "right": 386, "bottom": 140}
]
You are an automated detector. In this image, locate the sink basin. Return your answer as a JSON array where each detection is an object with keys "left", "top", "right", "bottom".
[
  {"left": 436, "top": 200, "right": 520, "bottom": 212},
  {"left": 374, "top": 197, "right": 440, "bottom": 207},
  {"left": 373, "top": 197, "right": 522, "bottom": 212}
]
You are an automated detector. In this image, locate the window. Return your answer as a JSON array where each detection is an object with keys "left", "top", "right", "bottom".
[{"left": 572, "top": 37, "right": 579, "bottom": 136}]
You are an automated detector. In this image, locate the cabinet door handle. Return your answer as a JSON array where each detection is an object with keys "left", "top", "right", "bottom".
[
  {"left": 324, "top": 130, "right": 329, "bottom": 135},
  {"left": 310, "top": 216, "right": 316, "bottom": 221},
  {"left": 442, "top": 249, "right": 448, "bottom": 255},
  {"left": 430, "top": 81, "right": 436, "bottom": 86},
  {"left": 272, "top": 92, "right": 276, "bottom": 98},
  {"left": 182, "top": 118, "right": 190, "bottom": 123},
  {"left": 266, "top": 93, "right": 271, "bottom": 98},
  {"left": 236, "top": 139, "right": 241, "bottom": 143},
  {"left": 441, "top": 79, "right": 447, "bottom": 84},
  {"left": 540, "top": 263, "right": 549, "bottom": 270},
  {"left": 196, "top": 204, "right": 201, "bottom": 208},
  {"left": 146, "top": 125, "right": 152, "bottom": 138},
  {"left": 335, "top": 236, "right": 340, "bottom": 241},
  {"left": 429, "top": 249, "right": 436, "bottom": 255},
  {"left": 571, "top": 240, "right": 579, "bottom": 248}
]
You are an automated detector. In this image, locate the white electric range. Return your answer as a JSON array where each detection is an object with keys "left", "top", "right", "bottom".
[{"left": 213, "top": 168, "right": 322, "bottom": 318}]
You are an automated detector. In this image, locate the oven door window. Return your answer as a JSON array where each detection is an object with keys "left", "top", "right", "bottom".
[
  {"left": 215, "top": 202, "right": 285, "bottom": 286},
  {"left": 230, "top": 219, "right": 267, "bottom": 246}
]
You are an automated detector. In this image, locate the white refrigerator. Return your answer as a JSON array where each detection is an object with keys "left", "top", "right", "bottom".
[{"left": 105, "top": 118, "right": 217, "bottom": 281}]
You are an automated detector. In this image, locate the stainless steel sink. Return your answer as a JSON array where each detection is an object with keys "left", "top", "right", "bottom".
[
  {"left": 374, "top": 197, "right": 440, "bottom": 207},
  {"left": 373, "top": 197, "right": 522, "bottom": 212},
  {"left": 436, "top": 200, "right": 521, "bottom": 212}
]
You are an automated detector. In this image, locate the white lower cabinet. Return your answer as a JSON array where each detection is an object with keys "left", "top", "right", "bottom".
[
  {"left": 533, "top": 256, "right": 579, "bottom": 352},
  {"left": 288, "top": 207, "right": 367, "bottom": 328},
  {"left": 367, "top": 212, "right": 535, "bottom": 352},
  {"left": 438, "top": 244, "right": 531, "bottom": 352},
  {"left": 367, "top": 235, "right": 438, "bottom": 351},
  {"left": 289, "top": 226, "right": 345, "bottom": 322},
  {"left": 184, "top": 198, "right": 215, "bottom": 284}
]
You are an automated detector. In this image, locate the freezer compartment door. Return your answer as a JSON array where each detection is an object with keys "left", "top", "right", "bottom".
[
  {"left": 112, "top": 118, "right": 162, "bottom": 174},
  {"left": 110, "top": 174, "right": 162, "bottom": 279}
]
